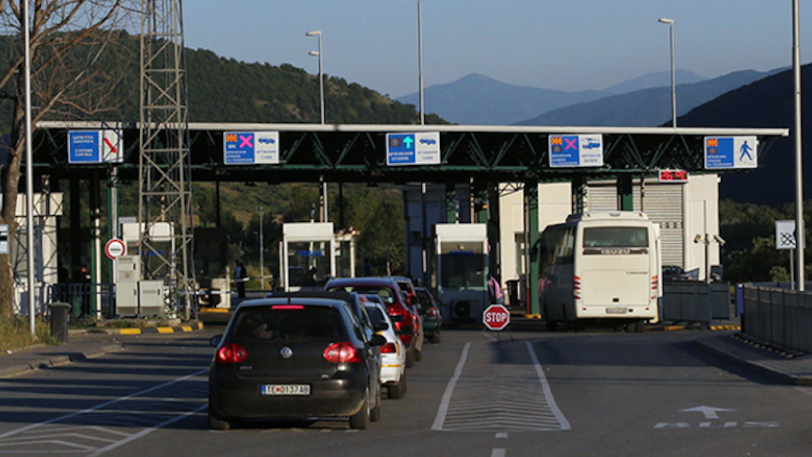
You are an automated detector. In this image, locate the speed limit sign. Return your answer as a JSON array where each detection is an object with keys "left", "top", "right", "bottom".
[{"left": 105, "top": 238, "right": 126, "bottom": 260}]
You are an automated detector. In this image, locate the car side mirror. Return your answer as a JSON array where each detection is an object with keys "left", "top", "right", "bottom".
[
  {"left": 370, "top": 334, "right": 387, "bottom": 347},
  {"left": 374, "top": 322, "right": 389, "bottom": 332},
  {"left": 210, "top": 335, "right": 222, "bottom": 347}
]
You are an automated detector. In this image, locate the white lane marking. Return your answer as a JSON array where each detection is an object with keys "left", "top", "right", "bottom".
[
  {"left": 526, "top": 341, "right": 571, "bottom": 431},
  {"left": 0, "top": 368, "right": 209, "bottom": 441},
  {"left": 795, "top": 387, "right": 812, "bottom": 396},
  {"left": 491, "top": 449, "right": 506, "bottom": 457},
  {"left": 431, "top": 342, "right": 471, "bottom": 431},
  {"left": 495, "top": 432, "right": 508, "bottom": 439},
  {"left": 87, "top": 403, "right": 209, "bottom": 457}
]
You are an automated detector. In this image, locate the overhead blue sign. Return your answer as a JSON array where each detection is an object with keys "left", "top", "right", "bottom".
[
  {"left": 704, "top": 136, "right": 757, "bottom": 169},
  {"left": 224, "top": 131, "right": 280, "bottom": 165},
  {"left": 68, "top": 130, "right": 123, "bottom": 164},
  {"left": 548, "top": 134, "right": 603, "bottom": 168},
  {"left": 386, "top": 132, "right": 440, "bottom": 166}
]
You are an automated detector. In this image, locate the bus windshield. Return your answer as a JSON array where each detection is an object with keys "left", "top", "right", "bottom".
[{"left": 582, "top": 227, "right": 648, "bottom": 248}]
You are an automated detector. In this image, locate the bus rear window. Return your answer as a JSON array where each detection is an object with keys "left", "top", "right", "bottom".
[{"left": 582, "top": 227, "right": 648, "bottom": 248}]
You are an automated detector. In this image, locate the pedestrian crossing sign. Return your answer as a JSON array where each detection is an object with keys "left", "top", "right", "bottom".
[{"left": 704, "top": 136, "right": 757, "bottom": 169}]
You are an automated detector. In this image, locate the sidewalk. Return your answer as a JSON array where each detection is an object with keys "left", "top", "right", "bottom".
[
  {"left": 0, "top": 321, "right": 205, "bottom": 379},
  {"left": 695, "top": 333, "right": 812, "bottom": 386}
]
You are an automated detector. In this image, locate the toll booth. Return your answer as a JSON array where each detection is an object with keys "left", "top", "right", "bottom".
[
  {"left": 281, "top": 222, "right": 336, "bottom": 291},
  {"left": 435, "top": 223, "right": 489, "bottom": 324}
]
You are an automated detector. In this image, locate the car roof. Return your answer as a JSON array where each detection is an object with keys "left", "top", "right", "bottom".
[
  {"left": 237, "top": 297, "right": 348, "bottom": 309},
  {"left": 327, "top": 277, "right": 399, "bottom": 287}
]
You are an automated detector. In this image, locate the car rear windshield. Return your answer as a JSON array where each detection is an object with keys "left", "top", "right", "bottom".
[
  {"left": 364, "top": 306, "right": 387, "bottom": 328},
  {"left": 327, "top": 286, "right": 396, "bottom": 305},
  {"left": 231, "top": 306, "right": 343, "bottom": 341}
]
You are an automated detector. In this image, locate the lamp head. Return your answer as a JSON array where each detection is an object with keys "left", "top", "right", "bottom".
[
  {"left": 306, "top": 30, "right": 322, "bottom": 37},
  {"left": 658, "top": 18, "right": 674, "bottom": 25}
]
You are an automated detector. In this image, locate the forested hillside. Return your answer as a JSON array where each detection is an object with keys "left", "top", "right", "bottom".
[{"left": 0, "top": 31, "right": 442, "bottom": 279}]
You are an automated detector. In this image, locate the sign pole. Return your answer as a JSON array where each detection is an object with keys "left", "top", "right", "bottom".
[{"left": 791, "top": 248, "right": 795, "bottom": 289}]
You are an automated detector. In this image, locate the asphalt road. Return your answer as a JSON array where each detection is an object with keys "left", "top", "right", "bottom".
[{"left": 0, "top": 328, "right": 811, "bottom": 457}]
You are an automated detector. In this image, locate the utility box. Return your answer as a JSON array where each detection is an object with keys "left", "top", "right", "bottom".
[{"left": 115, "top": 280, "right": 165, "bottom": 317}]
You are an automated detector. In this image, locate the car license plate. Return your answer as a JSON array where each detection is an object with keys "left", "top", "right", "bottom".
[
  {"left": 605, "top": 307, "right": 627, "bottom": 315},
  {"left": 262, "top": 384, "right": 311, "bottom": 396}
]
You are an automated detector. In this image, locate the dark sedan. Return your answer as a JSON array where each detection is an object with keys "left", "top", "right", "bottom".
[{"left": 208, "top": 297, "right": 385, "bottom": 430}]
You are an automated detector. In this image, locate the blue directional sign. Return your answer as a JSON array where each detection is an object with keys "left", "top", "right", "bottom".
[
  {"left": 68, "top": 130, "right": 123, "bottom": 164},
  {"left": 704, "top": 136, "right": 757, "bottom": 169},
  {"left": 386, "top": 132, "right": 440, "bottom": 166},
  {"left": 548, "top": 134, "right": 603, "bottom": 168},
  {"left": 224, "top": 131, "right": 280, "bottom": 165}
]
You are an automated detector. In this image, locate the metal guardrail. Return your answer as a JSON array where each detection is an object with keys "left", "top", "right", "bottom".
[
  {"left": 661, "top": 282, "right": 731, "bottom": 324},
  {"left": 742, "top": 285, "right": 812, "bottom": 353}
]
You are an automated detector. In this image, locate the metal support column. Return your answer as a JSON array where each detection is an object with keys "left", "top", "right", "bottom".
[
  {"left": 572, "top": 175, "right": 586, "bottom": 213},
  {"left": 487, "top": 183, "right": 501, "bottom": 282},
  {"left": 617, "top": 175, "right": 634, "bottom": 211},
  {"left": 524, "top": 182, "right": 540, "bottom": 316},
  {"left": 91, "top": 171, "right": 101, "bottom": 318},
  {"left": 445, "top": 183, "right": 457, "bottom": 223}
]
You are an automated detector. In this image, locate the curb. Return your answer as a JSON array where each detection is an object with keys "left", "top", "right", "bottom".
[
  {"left": 70, "top": 321, "right": 205, "bottom": 336},
  {"left": 694, "top": 336, "right": 812, "bottom": 386},
  {"left": 0, "top": 344, "right": 123, "bottom": 379}
]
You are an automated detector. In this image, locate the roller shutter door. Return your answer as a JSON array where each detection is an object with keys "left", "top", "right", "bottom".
[
  {"left": 642, "top": 185, "right": 684, "bottom": 266},
  {"left": 585, "top": 182, "right": 684, "bottom": 267}
]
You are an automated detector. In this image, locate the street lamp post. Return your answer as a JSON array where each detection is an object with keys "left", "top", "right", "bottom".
[
  {"left": 658, "top": 17, "right": 676, "bottom": 128},
  {"left": 306, "top": 30, "right": 324, "bottom": 125},
  {"left": 306, "top": 30, "right": 328, "bottom": 222},
  {"left": 259, "top": 207, "right": 264, "bottom": 290}
]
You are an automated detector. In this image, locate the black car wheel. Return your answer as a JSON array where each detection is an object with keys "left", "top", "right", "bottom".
[
  {"left": 349, "top": 388, "right": 370, "bottom": 430},
  {"left": 430, "top": 333, "right": 441, "bottom": 344},
  {"left": 209, "top": 412, "right": 230, "bottom": 431},
  {"left": 388, "top": 371, "right": 406, "bottom": 399},
  {"left": 405, "top": 347, "right": 416, "bottom": 368},
  {"left": 370, "top": 388, "right": 382, "bottom": 422}
]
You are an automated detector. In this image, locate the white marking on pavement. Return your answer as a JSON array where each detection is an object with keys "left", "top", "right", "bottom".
[
  {"left": 0, "top": 368, "right": 209, "bottom": 441},
  {"left": 526, "top": 342, "right": 571, "bottom": 431},
  {"left": 432, "top": 342, "right": 471, "bottom": 431},
  {"left": 495, "top": 433, "right": 508, "bottom": 439},
  {"left": 87, "top": 403, "right": 209, "bottom": 457},
  {"left": 491, "top": 449, "right": 506, "bottom": 457},
  {"left": 679, "top": 406, "right": 735, "bottom": 420}
]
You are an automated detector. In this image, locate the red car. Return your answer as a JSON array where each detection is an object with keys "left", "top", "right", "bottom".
[{"left": 326, "top": 277, "right": 421, "bottom": 368}]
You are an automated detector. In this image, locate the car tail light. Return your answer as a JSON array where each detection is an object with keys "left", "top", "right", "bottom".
[
  {"left": 323, "top": 342, "right": 362, "bottom": 363},
  {"left": 573, "top": 276, "right": 582, "bottom": 300},
  {"left": 380, "top": 342, "right": 397, "bottom": 354},
  {"left": 399, "top": 332, "right": 414, "bottom": 345},
  {"left": 216, "top": 342, "right": 248, "bottom": 364},
  {"left": 427, "top": 307, "right": 437, "bottom": 317}
]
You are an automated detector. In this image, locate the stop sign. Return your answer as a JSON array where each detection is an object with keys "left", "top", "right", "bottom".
[{"left": 483, "top": 304, "right": 510, "bottom": 331}]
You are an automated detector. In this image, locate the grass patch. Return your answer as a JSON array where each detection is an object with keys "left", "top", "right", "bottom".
[{"left": 0, "top": 315, "right": 57, "bottom": 352}]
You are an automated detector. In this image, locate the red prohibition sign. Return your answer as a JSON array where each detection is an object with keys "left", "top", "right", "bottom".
[{"left": 105, "top": 238, "right": 126, "bottom": 260}]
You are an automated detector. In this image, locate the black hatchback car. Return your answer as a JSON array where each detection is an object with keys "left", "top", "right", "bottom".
[{"left": 208, "top": 297, "right": 386, "bottom": 430}]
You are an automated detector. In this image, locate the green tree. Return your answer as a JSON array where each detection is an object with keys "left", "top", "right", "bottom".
[{"left": 0, "top": 1, "right": 129, "bottom": 316}]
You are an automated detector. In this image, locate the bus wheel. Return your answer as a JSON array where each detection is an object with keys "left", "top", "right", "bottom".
[{"left": 634, "top": 320, "right": 646, "bottom": 333}]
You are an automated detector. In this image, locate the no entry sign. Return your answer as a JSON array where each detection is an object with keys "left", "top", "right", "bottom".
[
  {"left": 105, "top": 238, "right": 126, "bottom": 260},
  {"left": 483, "top": 304, "right": 510, "bottom": 331}
]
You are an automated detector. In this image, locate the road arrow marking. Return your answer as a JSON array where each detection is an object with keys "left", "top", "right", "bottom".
[{"left": 679, "top": 406, "right": 736, "bottom": 420}]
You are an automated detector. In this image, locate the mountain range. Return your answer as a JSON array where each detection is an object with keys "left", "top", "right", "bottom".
[
  {"left": 398, "top": 69, "right": 784, "bottom": 127},
  {"left": 677, "top": 64, "right": 812, "bottom": 206}
]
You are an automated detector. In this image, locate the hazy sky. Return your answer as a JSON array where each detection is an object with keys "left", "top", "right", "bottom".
[{"left": 184, "top": 1, "right": 805, "bottom": 98}]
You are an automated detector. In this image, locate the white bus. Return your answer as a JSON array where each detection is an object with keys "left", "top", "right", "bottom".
[{"left": 538, "top": 212, "right": 661, "bottom": 332}]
